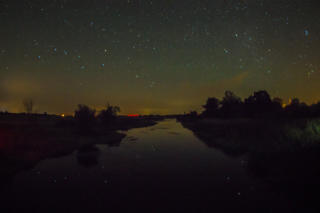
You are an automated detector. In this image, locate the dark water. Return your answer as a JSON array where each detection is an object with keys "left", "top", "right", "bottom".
[{"left": 1, "top": 119, "right": 297, "bottom": 212}]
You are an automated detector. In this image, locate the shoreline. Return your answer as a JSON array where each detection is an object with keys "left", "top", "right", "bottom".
[{"left": 0, "top": 115, "right": 162, "bottom": 183}]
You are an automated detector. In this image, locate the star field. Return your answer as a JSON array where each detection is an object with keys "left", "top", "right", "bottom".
[{"left": 0, "top": 0, "right": 319, "bottom": 114}]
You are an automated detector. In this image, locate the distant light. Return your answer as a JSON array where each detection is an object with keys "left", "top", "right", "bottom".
[
  {"left": 61, "top": 114, "right": 65, "bottom": 117},
  {"left": 128, "top": 114, "right": 139, "bottom": 117}
]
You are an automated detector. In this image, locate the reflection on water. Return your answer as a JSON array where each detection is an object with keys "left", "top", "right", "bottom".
[
  {"left": 0, "top": 119, "right": 301, "bottom": 212},
  {"left": 77, "top": 145, "right": 100, "bottom": 168}
]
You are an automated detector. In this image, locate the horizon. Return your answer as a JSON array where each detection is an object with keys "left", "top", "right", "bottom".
[
  {"left": 0, "top": 91, "right": 320, "bottom": 116},
  {"left": 0, "top": 90, "right": 318, "bottom": 116}
]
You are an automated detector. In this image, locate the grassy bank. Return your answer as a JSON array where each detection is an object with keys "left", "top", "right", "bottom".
[
  {"left": 0, "top": 114, "right": 161, "bottom": 180},
  {"left": 179, "top": 117, "right": 320, "bottom": 155},
  {"left": 178, "top": 117, "right": 320, "bottom": 208}
]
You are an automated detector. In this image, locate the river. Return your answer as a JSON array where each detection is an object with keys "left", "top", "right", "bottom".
[{"left": 3, "top": 119, "right": 294, "bottom": 212}]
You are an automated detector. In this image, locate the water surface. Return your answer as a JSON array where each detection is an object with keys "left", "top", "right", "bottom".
[{"left": 3, "top": 119, "right": 293, "bottom": 212}]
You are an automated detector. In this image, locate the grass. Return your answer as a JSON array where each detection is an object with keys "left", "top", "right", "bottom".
[
  {"left": 178, "top": 117, "right": 320, "bottom": 181},
  {"left": 179, "top": 117, "right": 320, "bottom": 155},
  {"left": 0, "top": 114, "right": 161, "bottom": 175},
  {"left": 178, "top": 116, "right": 320, "bottom": 207}
]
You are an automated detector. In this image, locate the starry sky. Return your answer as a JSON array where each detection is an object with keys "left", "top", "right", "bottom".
[{"left": 0, "top": 0, "right": 319, "bottom": 115}]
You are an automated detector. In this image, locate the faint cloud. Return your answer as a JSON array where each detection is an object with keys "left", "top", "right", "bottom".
[
  {"left": 2, "top": 78, "right": 41, "bottom": 99},
  {"left": 188, "top": 71, "right": 251, "bottom": 100},
  {"left": 221, "top": 71, "right": 250, "bottom": 88}
]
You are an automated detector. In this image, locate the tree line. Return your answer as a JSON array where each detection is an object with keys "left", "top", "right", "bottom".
[
  {"left": 192, "top": 90, "right": 320, "bottom": 119},
  {"left": 2, "top": 90, "right": 320, "bottom": 119},
  {"left": 74, "top": 104, "right": 120, "bottom": 128}
]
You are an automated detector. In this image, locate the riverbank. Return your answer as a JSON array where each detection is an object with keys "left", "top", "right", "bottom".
[
  {"left": 178, "top": 117, "right": 320, "bottom": 155},
  {"left": 0, "top": 114, "right": 161, "bottom": 174},
  {"left": 178, "top": 117, "right": 320, "bottom": 210}
]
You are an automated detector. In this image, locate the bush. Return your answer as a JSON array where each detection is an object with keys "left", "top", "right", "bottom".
[
  {"left": 98, "top": 104, "right": 120, "bottom": 125},
  {"left": 74, "top": 105, "right": 96, "bottom": 129}
]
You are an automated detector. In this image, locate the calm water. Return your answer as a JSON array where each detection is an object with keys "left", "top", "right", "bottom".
[{"left": 3, "top": 119, "right": 294, "bottom": 212}]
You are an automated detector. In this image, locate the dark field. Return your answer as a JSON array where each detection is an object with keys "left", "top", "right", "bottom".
[{"left": 179, "top": 117, "right": 320, "bottom": 212}]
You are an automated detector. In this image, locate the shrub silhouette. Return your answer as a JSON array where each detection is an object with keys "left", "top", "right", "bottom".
[
  {"left": 220, "top": 91, "right": 243, "bottom": 118},
  {"left": 98, "top": 104, "right": 120, "bottom": 125},
  {"left": 202, "top": 97, "right": 220, "bottom": 118},
  {"left": 272, "top": 97, "right": 283, "bottom": 107},
  {"left": 284, "top": 98, "right": 310, "bottom": 118},
  {"left": 310, "top": 101, "right": 320, "bottom": 117},
  {"left": 74, "top": 104, "right": 96, "bottom": 129},
  {"left": 244, "top": 90, "right": 281, "bottom": 117},
  {"left": 192, "top": 90, "right": 319, "bottom": 119}
]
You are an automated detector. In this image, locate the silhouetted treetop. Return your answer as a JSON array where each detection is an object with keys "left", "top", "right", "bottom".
[
  {"left": 272, "top": 97, "right": 283, "bottom": 107},
  {"left": 245, "top": 90, "right": 272, "bottom": 105},
  {"left": 202, "top": 97, "right": 220, "bottom": 118},
  {"left": 200, "top": 90, "right": 319, "bottom": 119},
  {"left": 98, "top": 103, "right": 120, "bottom": 125},
  {"left": 243, "top": 90, "right": 282, "bottom": 117},
  {"left": 74, "top": 104, "right": 96, "bottom": 129},
  {"left": 203, "top": 97, "right": 220, "bottom": 110},
  {"left": 221, "top": 90, "right": 242, "bottom": 105},
  {"left": 220, "top": 91, "right": 243, "bottom": 118}
]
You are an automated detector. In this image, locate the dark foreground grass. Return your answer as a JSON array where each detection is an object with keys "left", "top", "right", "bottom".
[
  {"left": 0, "top": 114, "right": 161, "bottom": 188},
  {"left": 178, "top": 117, "right": 320, "bottom": 210},
  {"left": 179, "top": 117, "right": 320, "bottom": 155}
]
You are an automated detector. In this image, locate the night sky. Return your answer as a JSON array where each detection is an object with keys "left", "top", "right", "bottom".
[{"left": 0, "top": 0, "right": 319, "bottom": 115}]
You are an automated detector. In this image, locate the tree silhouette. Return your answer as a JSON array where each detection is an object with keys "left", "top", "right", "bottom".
[
  {"left": 246, "top": 90, "right": 272, "bottom": 104},
  {"left": 244, "top": 90, "right": 280, "bottom": 117},
  {"left": 186, "top": 110, "right": 198, "bottom": 119},
  {"left": 74, "top": 104, "right": 96, "bottom": 129},
  {"left": 198, "top": 90, "right": 319, "bottom": 119},
  {"left": 272, "top": 97, "right": 283, "bottom": 108},
  {"left": 284, "top": 98, "right": 309, "bottom": 117},
  {"left": 98, "top": 104, "right": 120, "bottom": 125},
  {"left": 220, "top": 91, "right": 243, "bottom": 117},
  {"left": 23, "top": 99, "right": 34, "bottom": 114},
  {"left": 202, "top": 97, "right": 220, "bottom": 117},
  {"left": 271, "top": 97, "right": 284, "bottom": 115},
  {"left": 311, "top": 101, "right": 320, "bottom": 117}
]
